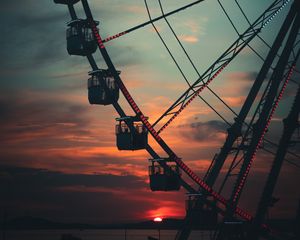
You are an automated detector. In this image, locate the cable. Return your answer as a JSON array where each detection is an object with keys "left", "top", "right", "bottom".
[
  {"left": 265, "top": 138, "right": 300, "bottom": 159},
  {"left": 215, "top": 0, "right": 300, "bottom": 161},
  {"left": 144, "top": 0, "right": 231, "bottom": 126},
  {"left": 102, "top": 0, "right": 205, "bottom": 43},
  {"left": 153, "top": 0, "right": 292, "bottom": 135},
  {"left": 157, "top": 0, "right": 238, "bottom": 117},
  {"left": 263, "top": 147, "right": 300, "bottom": 169},
  {"left": 234, "top": 0, "right": 300, "bottom": 78},
  {"left": 149, "top": 0, "right": 300, "bottom": 165},
  {"left": 144, "top": 0, "right": 191, "bottom": 88},
  {"left": 218, "top": 0, "right": 268, "bottom": 63},
  {"left": 178, "top": 0, "right": 299, "bottom": 163}
]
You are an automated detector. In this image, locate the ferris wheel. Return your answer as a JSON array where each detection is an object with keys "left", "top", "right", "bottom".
[{"left": 53, "top": 0, "right": 300, "bottom": 239}]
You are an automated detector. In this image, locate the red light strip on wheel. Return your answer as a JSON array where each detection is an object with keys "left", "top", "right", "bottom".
[
  {"left": 157, "top": 64, "right": 228, "bottom": 134},
  {"left": 91, "top": 23, "right": 105, "bottom": 49},
  {"left": 103, "top": 31, "right": 127, "bottom": 43},
  {"left": 89, "top": 18, "right": 254, "bottom": 222},
  {"left": 174, "top": 157, "right": 253, "bottom": 220},
  {"left": 90, "top": 21, "right": 164, "bottom": 142},
  {"left": 232, "top": 64, "right": 295, "bottom": 204}
]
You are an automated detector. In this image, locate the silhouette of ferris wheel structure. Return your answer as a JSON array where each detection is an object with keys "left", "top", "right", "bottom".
[{"left": 54, "top": 0, "right": 300, "bottom": 239}]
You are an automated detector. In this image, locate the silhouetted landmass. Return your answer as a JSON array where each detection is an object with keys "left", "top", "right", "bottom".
[
  {"left": 1, "top": 216, "right": 298, "bottom": 232},
  {"left": 1, "top": 216, "right": 184, "bottom": 230},
  {"left": 2, "top": 216, "right": 94, "bottom": 230}
]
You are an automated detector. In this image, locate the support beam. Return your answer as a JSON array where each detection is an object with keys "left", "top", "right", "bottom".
[
  {"left": 228, "top": 7, "right": 300, "bottom": 214},
  {"left": 251, "top": 78, "right": 300, "bottom": 240},
  {"left": 204, "top": 2, "right": 297, "bottom": 189}
]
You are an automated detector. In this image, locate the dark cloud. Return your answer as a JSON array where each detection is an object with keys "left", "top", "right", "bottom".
[
  {"left": 0, "top": 89, "right": 147, "bottom": 178},
  {"left": 0, "top": 165, "right": 149, "bottom": 223},
  {"left": 1, "top": 0, "right": 37, "bottom": 11},
  {"left": 0, "top": 1, "right": 68, "bottom": 68},
  {"left": 0, "top": 92, "right": 88, "bottom": 129},
  {"left": 0, "top": 0, "right": 143, "bottom": 81},
  {"left": 178, "top": 120, "right": 228, "bottom": 142},
  {"left": 225, "top": 71, "right": 257, "bottom": 82},
  {"left": 0, "top": 89, "right": 95, "bottom": 154},
  {"left": 0, "top": 165, "right": 145, "bottom": 191},
  {"left": 244, "top": 71, "right": 257, "bottom": 82}
]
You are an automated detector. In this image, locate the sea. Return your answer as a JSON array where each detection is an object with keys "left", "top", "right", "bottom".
[{"left": 0, "top": 229, "right": 212, "bottom": 240}]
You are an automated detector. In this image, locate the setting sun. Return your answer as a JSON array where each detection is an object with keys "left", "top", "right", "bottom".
[{"left": 153, "top": 217, "right": 163, "bottom": 222}]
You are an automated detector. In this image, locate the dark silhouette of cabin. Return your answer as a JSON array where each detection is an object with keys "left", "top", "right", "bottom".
[
  {"left": 185, "top": 194, "right": 218, "bottom": 227},
  {"left": 149, "top": 159, "right": 181, "bottom": 191},
  {"left": 88, "top": 69, "right": 120, "bottom": 105},
  {"left": 66, "top": 19, "right": 97, "bottom": 56},
  {"left": 116, "top": 117, "right": 148, "bottom": 150}
]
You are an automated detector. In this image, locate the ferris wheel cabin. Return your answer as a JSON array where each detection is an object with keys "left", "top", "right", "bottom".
[
  {"left": 66, "top": 19, "right": 98, "bottom": 56},
  {"left": 115, "top": 117, "right": 148, "bottom": 150},
  {"left": 88, "top": 69, "right": 120, "bottom": 105},
  {"left": 149, "top": 158, "right": 181, "bottom": 191},
  {"left": 54, "top": 0, "right": 80, "bottom": 4},
  {"left": 185, "top": 194, "right": 218, "bottom": 226}
]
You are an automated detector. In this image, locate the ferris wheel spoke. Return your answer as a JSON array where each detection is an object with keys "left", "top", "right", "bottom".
[
  {"left": 153, "top": 0, "right": 292, "bottom": 134},
  {"left": 53, "top": 1, "right": 299, "bottom": 237},
  {"left": 101, "top": 0, "right": 205, "bottom": 44}
]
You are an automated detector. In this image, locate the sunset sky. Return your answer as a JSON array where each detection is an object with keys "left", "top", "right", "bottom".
[{"left": 0, "top": 0, "right": 300, "bottom": 224}]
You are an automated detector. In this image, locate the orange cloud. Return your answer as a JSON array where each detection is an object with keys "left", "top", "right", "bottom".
[
  {"left": 223, "top": 96, "right": 246, "bottom": 107},
  {"left": 179, "top": 35, "right": 199, "bottom": 43},
  {"left": 123, "top": 5, "right": 145, "bottom": 14},
  {"left": 147, "top": 206, "right": 184, "bottom": 219}
]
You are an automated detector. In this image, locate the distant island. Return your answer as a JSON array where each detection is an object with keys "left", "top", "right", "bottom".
[
  {"left": 1, "top": 216, "right": 184, "bottom": 230},
  {"left": 1, "top": 216, "right": 297, "bottom": 233}
]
